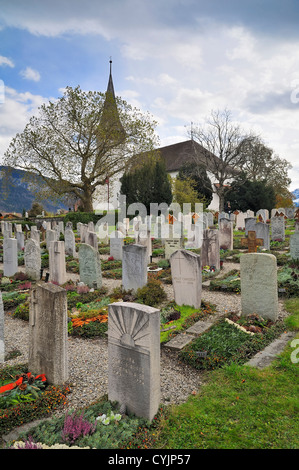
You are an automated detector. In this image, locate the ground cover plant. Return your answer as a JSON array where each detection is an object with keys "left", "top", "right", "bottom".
[
  {"left": 209, "top": 269, "right": 241, "bottom": 293},
  {"left": 7, "top": 398, "right": 158, "bottom": 449},
  {"left": 179, "top": 315, "right": 286, "bottom": 370}
]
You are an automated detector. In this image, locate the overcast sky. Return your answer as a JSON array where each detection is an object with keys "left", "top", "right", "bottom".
[{"left": 1, "top": 0, "right": 299, "bottom": 190}]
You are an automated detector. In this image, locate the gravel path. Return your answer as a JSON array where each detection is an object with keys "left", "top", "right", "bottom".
[{"left": 1, "top": 261, "right": 291, "bottom": 414}]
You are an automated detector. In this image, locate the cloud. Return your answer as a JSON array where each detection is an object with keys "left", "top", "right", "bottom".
[
  {"left": 20, "top": 67, "right": 41, "bottom": 82},
  {"left": 0, "top": 55, "right": 14, "bottom": 67}
]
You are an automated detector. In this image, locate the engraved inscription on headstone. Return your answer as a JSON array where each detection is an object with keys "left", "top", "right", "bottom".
[{"left": 108, "top": 302, "right": 160, "bottom": 421}]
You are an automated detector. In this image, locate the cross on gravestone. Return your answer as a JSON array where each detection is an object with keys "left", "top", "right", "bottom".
[{"left": 241, "top": 231, "right": 264, "bottom": 253}]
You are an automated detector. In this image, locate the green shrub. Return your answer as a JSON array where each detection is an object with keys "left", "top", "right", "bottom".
[{"left": 136, "top": 279, "right": 167, "bottom": 307}]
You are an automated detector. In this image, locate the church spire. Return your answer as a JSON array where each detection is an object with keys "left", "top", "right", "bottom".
[
  {"left": 106, "top": 57, "right": 116, "bottom": 99},
  {"left": 99, "top": 58, "right": 126, "bottom": 143}
]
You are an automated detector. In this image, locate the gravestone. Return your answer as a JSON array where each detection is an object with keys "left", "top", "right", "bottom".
[
  {"left": 201, "top": 229, "right": 220, "bottom": 270},
  {"left": 64, "top": 227, "right": 76, "bottom": 257},
  {"left": 206, "top": 212, "right": 214, "bottom": 228},
  {"left": 136, "top": 226, "right": 152, "bottom": 261},
  {"left": 110, "top": 230, "right": 124, "bottom": 260},
  {"left": 49, "top": 241, "right": 67, "bottom": 285},
  {"left": 245, "top": 217, "right": 256, "bottom": 235},
  {"left": 30, "top": 229, "right": 40, "bottom": 245},
  {"left": 0, "top": 292, "right": 4, "bottom": 363},
  {"left": 290, "top": 232, "right": 299, "bottom": 260},
  {"left": 219, "top": 218, "right": 233, "bottom": 250},
  {"left": 271, "top": 216, "right": 285, "bottom": 241},
  {"left": 170, "top": 249, "right": 202, "bottom": 308},
  {"left": 16, "top": 230, "right": 25, "bottom": 251},
  {"left": 3, "top": 238, "right": 18, "bottom": 277},
  {"left": 108, "top": 301, "right": 160, "bottom": 421},
  {"left": 79, "top": 243, "right": 102, "bottom": 288},
  {"left": 46, "top": 229, "right": 57, "bottom": 249},
  {"left": 240, "top": 253, "right": 278, "bottom": 321},
  {"left": 254, "top": 222, "right": 270, "bottom": 250},
  {"left": 24, "top": 239, "right": 41, "bottom": 280},
  {"left": 86, "top": 230, "right": 98, "bottom": 251},
  {"left": 235, "top": 211, "right": 246, "bottom": 230},
  {"left": 28, "top": 282, "right": 68, "bottom": 385},
  {"left": 122, "top": 244, "right": 147, "bottom": 292},
  {"left": 165, "top": 237, "right": 182, "bottom": 259}
]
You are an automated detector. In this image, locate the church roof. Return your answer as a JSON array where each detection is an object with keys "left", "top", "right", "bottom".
[{"left": 157, "top": 139, "right": 239, "bottom": 176}]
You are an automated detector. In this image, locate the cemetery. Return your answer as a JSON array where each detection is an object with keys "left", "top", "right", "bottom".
[{"left": 0, "top": 209, "right": 298, "bottom": 449}]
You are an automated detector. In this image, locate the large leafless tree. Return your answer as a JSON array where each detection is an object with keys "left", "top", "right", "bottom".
[{"left": 189, "top": 109, "right": 254, "bottom": 211}]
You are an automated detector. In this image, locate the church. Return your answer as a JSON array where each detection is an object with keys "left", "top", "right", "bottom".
[{"left": 94, "top": 62, "right": 235, "bottom": 213}]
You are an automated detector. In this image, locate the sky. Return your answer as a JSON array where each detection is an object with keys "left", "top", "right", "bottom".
[{"left": 0, "top": 0, "right": 299, "bottom": 190}]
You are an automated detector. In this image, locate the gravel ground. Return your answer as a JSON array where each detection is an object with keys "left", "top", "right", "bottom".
[{"left": 1, "top": 260, "right": 291, "bottom": 415}]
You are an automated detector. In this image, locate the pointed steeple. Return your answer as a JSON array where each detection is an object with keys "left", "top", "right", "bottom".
[
  {"left": 106, "top": 58, "right": 116, "bottom": 99},
  {"left": 99, "top": 58, "right": 126, "bottom": 143}
]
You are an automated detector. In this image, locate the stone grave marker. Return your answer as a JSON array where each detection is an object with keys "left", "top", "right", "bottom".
[
  {"left": 79, "top": 243, "right": 102, "bottom": 288},
  {"left": 64, "top": 227, "right": 77, "bottom": 257},
  {"left": 28, "top": 282, "right": 68, "bottom": 385},
  {"left": 240, "top": 253, "right": 278, "bottom": 321},
  {"left": 24, "top": 238, "right": 41, "bottom": 280},
  {"left": 0, "top": 292, "right": 4, "bottom": 363},
  {"left": 110, "top": 230, "right": 124, "bottom": 260},
  {"left": 46, "top": 229, "right": 57, "bottom": 249},
  {"left": 30, "top": 229, "right": 40, "bottom": 245},
  {"left": 122, "top": 244, "right": 147, "bottom": 292},
  {"left": 219, "top": 218, "right": 233, "bottom": 250},
  {"left": 16, "top": 230, "right": 25, "bottom": 251},
  {"left": 170, "top": 249, "right": 202, "bottom": 308},
  {"left": 165, "top": 237, "right": 182, "bottom": 259},
  {"left": 245, "top": 217, "right": 256, "bottom": 235},
  {"left": 108, "top": 301, "right": 160, "bottom": 421},
  {"left": 49, "top": 241, "right": 67, "bottom": 285},
  {"left": 86, "top": 230, "right": 98, "bottom": 251},
  {"left": 290, "top": 232, "right": 299, "bottom": 260},
  {"left": 254, "top": 222, "right": 270, "bottom": 250},
  {"left": 3, "top": 238, "right": 18, "bottom": 277},
  {"left": 235, "top": 211, "right": 246, "bottom": 230},
  {"left": 271, "top": 216, "right": 285, "bottom": 241},
  {"left": 201, "top": 229, "right": 220, "bottom": 270}
]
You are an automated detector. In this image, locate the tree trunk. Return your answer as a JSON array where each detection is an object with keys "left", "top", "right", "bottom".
[{"left": 81, "top": 185, "right": 94, "bottom": 212}]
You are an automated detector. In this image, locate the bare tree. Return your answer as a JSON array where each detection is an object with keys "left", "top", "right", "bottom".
[{"left": 189, "top": 109, "right": 254, "bottom": 211}]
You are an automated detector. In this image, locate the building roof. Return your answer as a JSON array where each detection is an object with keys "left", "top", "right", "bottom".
[{"left": 157, "top": 139, "right": 239, "bottom": 176}]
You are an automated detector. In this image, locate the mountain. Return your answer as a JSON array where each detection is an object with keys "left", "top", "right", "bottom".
[
  {"left": 292, "top": 189, "right": 299, "bottom": 207},
  {"left": 0, "top": 166, "right": 68, "bottom": 214}
]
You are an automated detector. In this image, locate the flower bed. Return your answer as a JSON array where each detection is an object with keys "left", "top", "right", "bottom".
[
  {"left": 179, "top": 316, "right": 286, "bottom": 370},
  {"left": 0, "top": 365, "right": 70, "bottom": 436}
]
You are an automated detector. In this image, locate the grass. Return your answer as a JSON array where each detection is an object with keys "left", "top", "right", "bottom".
[
  {"left": 150, "top": 299, "right": 299, "bottom": 449},
  {"left": 153, "top": 359, "right": 299, "bottom": 449}
]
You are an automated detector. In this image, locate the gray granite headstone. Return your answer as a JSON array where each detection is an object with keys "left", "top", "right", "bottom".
[
  {"left": 3, "top": 238, "right": 18, "bottom": 277},
  {"left": 122, "top": 244, "right": 147, "bottom": 292},
  {"left": 49, "top": 241, "right": 67, "bottom": 285},
  {"left": 24, "top": 238, "right": 41, "bottom": 280},
  {"left": 290, "top": 232, "right": 299, "bottom": 260},
  {"left": 170, "top": 249, "right": 202, "bottom": 308},
  {"left": 79, "top": 243, "right": 102, "bottom": 288},
  {"left": 240, "top": 253, "right": 278, "bottom": 321},
  {"left": 219, "top": 218, "right": 233, "bottom": 250},
  {"left": 271, "top": 216, "right": 285, "bottom": 241},
  {"left": 201, "top": 229, "right": 220, "bottom": 270},
  {"left": 108, "top": 301, "right": 160, "bottom": 421},
  {"left": 28, "top": 282, "right": 68, "bottom": 385},
  {"left": 64, "top": 227, "right": 76, "bottom": 257}
]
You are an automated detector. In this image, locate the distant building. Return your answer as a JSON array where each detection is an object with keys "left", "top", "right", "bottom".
[{"left": 93, "top": 64, "right": 237, "bottom": 213}]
